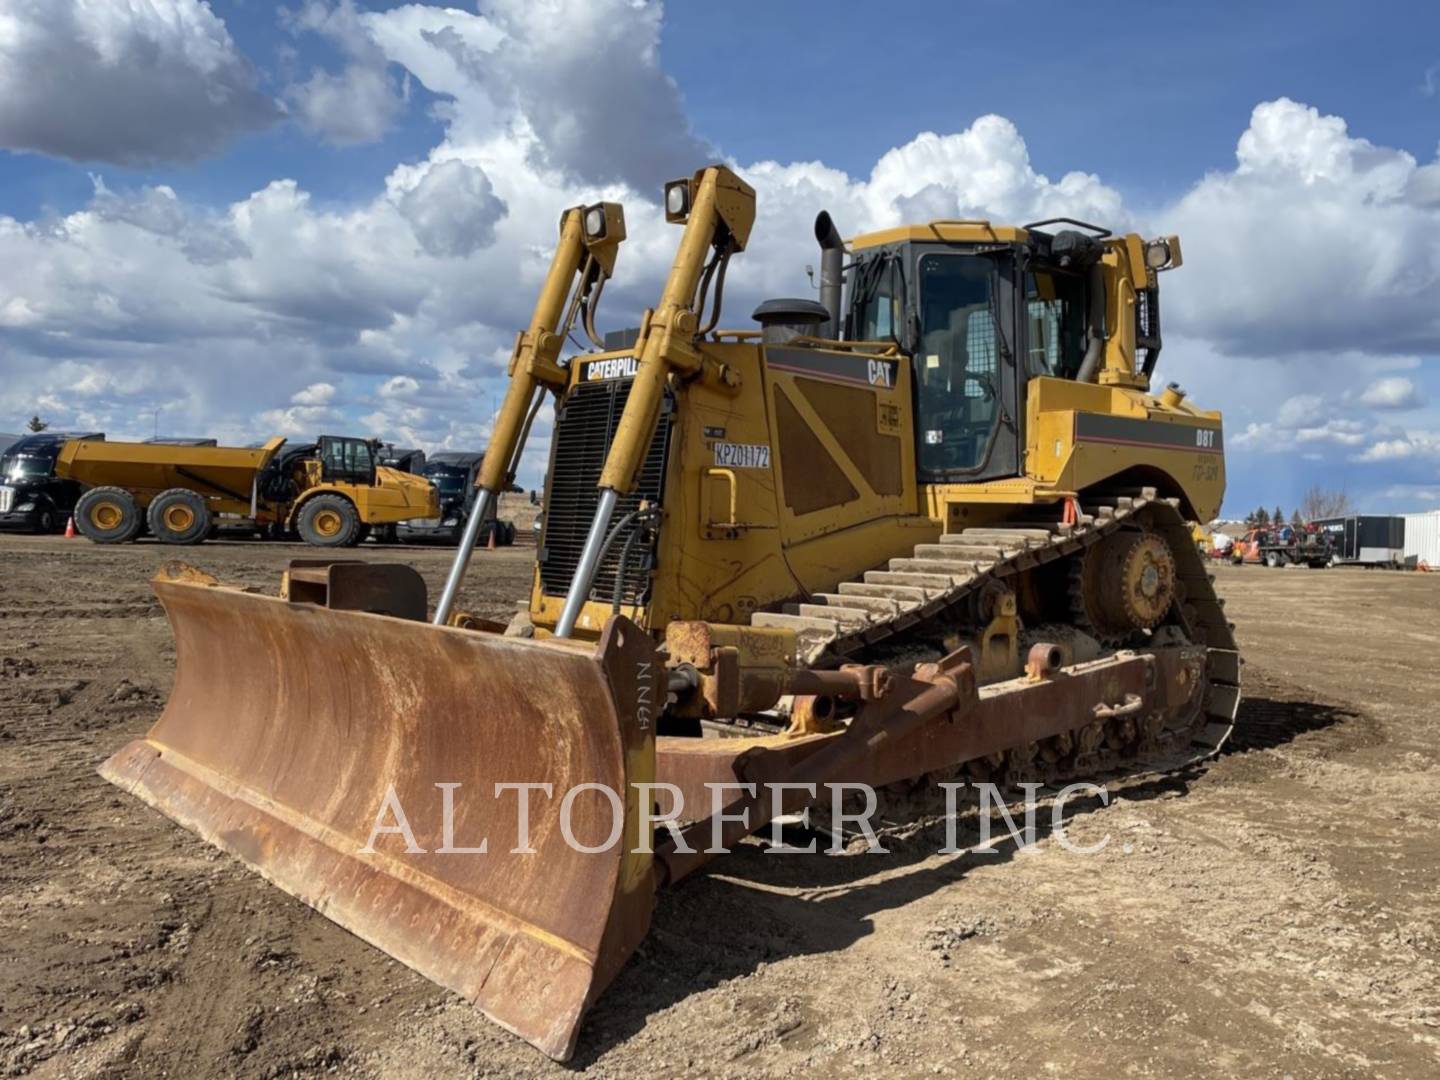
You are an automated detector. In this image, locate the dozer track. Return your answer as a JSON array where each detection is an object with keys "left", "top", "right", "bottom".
[{"left": 750, "top": 488, "right": 1240, "bottom": 799}]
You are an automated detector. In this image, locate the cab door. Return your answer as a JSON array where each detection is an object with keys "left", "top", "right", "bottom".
[{"left": 910, "top": 249, "right": 1022, "bottom": 485}]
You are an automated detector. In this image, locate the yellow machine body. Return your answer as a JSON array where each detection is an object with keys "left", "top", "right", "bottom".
[{"left": 530, "top": 217, "right": 1221, "bottom": 638}]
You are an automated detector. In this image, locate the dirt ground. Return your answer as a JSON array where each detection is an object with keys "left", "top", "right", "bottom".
[{"left": 1, "top": 534, "right": 1437, "bottom": 1078}]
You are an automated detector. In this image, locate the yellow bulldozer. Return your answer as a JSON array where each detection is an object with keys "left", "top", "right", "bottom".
[{"left": 101, "top": 166, "right": 1237, "bottom": 1059}]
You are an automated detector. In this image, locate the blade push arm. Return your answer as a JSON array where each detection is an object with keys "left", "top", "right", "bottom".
[
  {"left": 554, "top": 165, "right": 755, "bottom": 638},
  {"left": 433, "top": 202, "right": 626, "bottom": 626}
]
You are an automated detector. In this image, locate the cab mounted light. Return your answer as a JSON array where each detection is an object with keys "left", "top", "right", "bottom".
[
  {"left": 1144, "top": 235, "right": 1183, "bottom": 271},
  {"left": 579, "top": 202, "right": 626, "bottom": 276},
  {"left": 584, "top": 205, "right": 607, "bottom": 239},
  {"left": 664, "top": 178, "right": 692, "bottom": 223}
]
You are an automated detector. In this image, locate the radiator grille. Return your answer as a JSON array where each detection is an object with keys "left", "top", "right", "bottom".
[
  {"left": 538, "top": 377, "right": 672, "bottom": 606},
  {"left": 0, "top": 487, "right": 13, "bottom": 513}
]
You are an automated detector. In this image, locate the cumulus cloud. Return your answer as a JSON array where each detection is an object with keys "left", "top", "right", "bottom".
[
  {"left": 0, "top": 0, "right": 279, "bottom": 166},
  {"left": 1359, "top": 375, "right": 1425, "bottom": 409},
  {"left": 282, "top": 0, "right": 408, "bottom": 146},
  {"left": 360, "top": 0, "right": 712, "bottom": 190},
  {"left": 1276, "top": 394, "right": 1326, "bottom": 429},
  {"left": 379, "top": 375, "right": 420, "bottom": 398},
  {"left": 1, "top": 3, "right": 1437, "bottom": 510},
  {"left": 1166, "top": 98, "right": 1440, "bottom": 359},
  {"left": 1357, "top": 431, "right": 1440, "bottom": 462},
  {"left": 89, "top": 176, "right": 251, "bottom": 265},
  {"left": 291, "top": 382, "right": 337, "bottom": 406},
  {"left": 398, "top": 159, "right": 507, "bottom": 257}
]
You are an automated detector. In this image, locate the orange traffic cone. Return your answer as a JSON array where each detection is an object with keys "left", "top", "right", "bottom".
[
  {"left": 485, "top": 521, "right": 496, "bottom": 551},
  {"left": 64, "top": 515, "right": 76, "bottom": 538}
]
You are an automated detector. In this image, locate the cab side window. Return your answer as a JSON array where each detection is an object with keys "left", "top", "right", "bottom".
[
  {"left": 1025, "top": 270, "right": 1086, "bottom": 378},
  {"left": 854, "top": 259, "right": 900, "bottom": 341}
]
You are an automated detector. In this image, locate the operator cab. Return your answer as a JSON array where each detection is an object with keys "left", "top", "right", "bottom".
[
  {"left": 841, "top": 218, "right": 1170, "bottom": 485},
  {"left": 317, "top": 435, "right": 378, "bottom": 485}
]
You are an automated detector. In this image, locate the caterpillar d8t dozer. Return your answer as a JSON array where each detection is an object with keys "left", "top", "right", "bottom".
[{"left": 102, "top": 166, "right": 1238, "bottom": 1060}]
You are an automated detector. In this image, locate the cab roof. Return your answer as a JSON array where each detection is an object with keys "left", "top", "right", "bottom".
[{"left": 848, "top": 221, "right": 1031, "bottom": 250}]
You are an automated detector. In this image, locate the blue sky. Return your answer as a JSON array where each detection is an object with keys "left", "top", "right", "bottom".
[{"left": 1, "top": 0, "right": 1438, "bottom": 518}]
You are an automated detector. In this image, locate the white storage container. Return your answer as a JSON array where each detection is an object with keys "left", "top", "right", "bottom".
[{"left": 1403, "top": 511, "right": 1440, "bottom": 566}]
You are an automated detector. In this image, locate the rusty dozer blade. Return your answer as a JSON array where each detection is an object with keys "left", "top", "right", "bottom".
[{"left": 100, "top": 572, "right": 660, "bottom": 1061}]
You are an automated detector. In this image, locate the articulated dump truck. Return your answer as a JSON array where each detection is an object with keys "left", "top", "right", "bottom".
[
  {"left": 57, "top": 434, "right": 437, "bottom": 546},
  {"left": 101, "top": 167, "right": 1238, "bottom": 1059}
]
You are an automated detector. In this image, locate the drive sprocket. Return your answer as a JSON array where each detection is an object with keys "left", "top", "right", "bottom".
[{"left": 1071, "top": 529, "right": 1177, "bottom": 645}]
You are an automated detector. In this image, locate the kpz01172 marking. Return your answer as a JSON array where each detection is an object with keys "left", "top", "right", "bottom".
[{"left": 712, "top": 442, "right": 771, "bottom": 469}]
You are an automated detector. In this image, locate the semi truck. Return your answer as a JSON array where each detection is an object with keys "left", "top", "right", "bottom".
[
  {"left": 395, "top": 451, "right": 516, "bottom": 545},
  {"left": 0, "top": 431, "right": 105, "bottom": 533},
  {"left": 56, "top": 434, "right": 438, "bottom": 546}
]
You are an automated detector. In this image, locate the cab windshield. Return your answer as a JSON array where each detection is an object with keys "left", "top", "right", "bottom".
[
  {"left": 425, "top": 466, "right": 468, "bottom": 495},
  {"left": 914, "top": 252, "right": 1001, "bottom": 474},
  {"left": 2, "top": 453, "right": 53, "bottom": 481}
]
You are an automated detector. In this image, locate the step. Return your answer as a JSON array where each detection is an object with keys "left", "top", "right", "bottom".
[
  {"left": 813, "top": 592, "right": 902, "bottom": 617},
  {"left": 888, "top": 557, "right": 980, "bottom": 581},
  {"left": 751, "top": 611, "right": 838, "bottom": 634},
  {"left": 864, "top": 570, "right": 954, "bottom": 592},
  {"left": 787, "top": 603, "right": 872, "bottom": 628},
  {"left": 959, "top": 527, "right": 1053, "bottom": 542},
  {"left": 750, "top": 612, "right": 841, "bottom": 664},
  {"left": 911, "top": 544, "right": 995, "bottom": 564},
  {"left": 933, "top": 538, "right": 1013, "bottom": 559},
  {"left": 838, "top": 580, "right": 929, "bottom": 603}
]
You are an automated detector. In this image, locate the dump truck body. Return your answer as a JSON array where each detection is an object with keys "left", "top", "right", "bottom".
[{"left": 58, "top": 436, "right": 287, "bottom": 517}]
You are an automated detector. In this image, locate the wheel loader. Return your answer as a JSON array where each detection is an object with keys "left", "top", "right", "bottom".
[{"left": 101, "top": 166, "right": 1238, "bottom": 1060}]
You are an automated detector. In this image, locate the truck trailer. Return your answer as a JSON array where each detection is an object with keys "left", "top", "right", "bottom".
[{"left": 1313, "top": 515, "right": 1406, "bottom": 568}]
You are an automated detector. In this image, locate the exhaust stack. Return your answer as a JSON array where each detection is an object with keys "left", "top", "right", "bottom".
[{"left": 814, "top": 210, "right": 843, "bottom": 338}]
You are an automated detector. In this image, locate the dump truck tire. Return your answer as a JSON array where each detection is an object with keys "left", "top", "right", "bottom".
[
  {"left": 147, "top": 488, "right": 213, "bottom": 545},
  {"left": 297, "top": 494, "right": 361, "bottom": 547},
  {"left": 74, "top": 487, "right": 142, "bottom": 544}
]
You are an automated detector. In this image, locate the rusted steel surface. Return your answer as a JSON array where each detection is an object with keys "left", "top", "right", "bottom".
[
  {"left": 100, "top": 579, "right": 657, "bottom": 1061},
  {"left": 281, "top": 559, "right": 428, "bottom": 621},
  {"left": 654, "top": 646, "right": 1206, "bottom": 869},
  {"left": 103, "top": 568, "right": 1211, "bottom": 1061},
  {"left": 657, "top": 649, "right": 975, "bottom": 883}
]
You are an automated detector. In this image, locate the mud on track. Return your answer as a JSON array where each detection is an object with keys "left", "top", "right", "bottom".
[{"left": 1, "top": 536, "right": 1437, "bottom": 1078}]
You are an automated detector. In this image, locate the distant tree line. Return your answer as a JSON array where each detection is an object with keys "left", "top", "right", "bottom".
[{"left": 1245, "top": 486, "right": 1353, "bottom": 527}]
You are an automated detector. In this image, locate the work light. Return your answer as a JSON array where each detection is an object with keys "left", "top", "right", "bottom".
[
  {"left": 664, "top": 179, "right": 691, "bottom": 222},
  {"left": 584, "top": 205, "right": 607, "bottom": 239}
]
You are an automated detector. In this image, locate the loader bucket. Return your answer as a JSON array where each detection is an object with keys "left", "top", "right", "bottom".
[{"left": 100, "top": 573, "right": 660, "bottom": 1061}]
